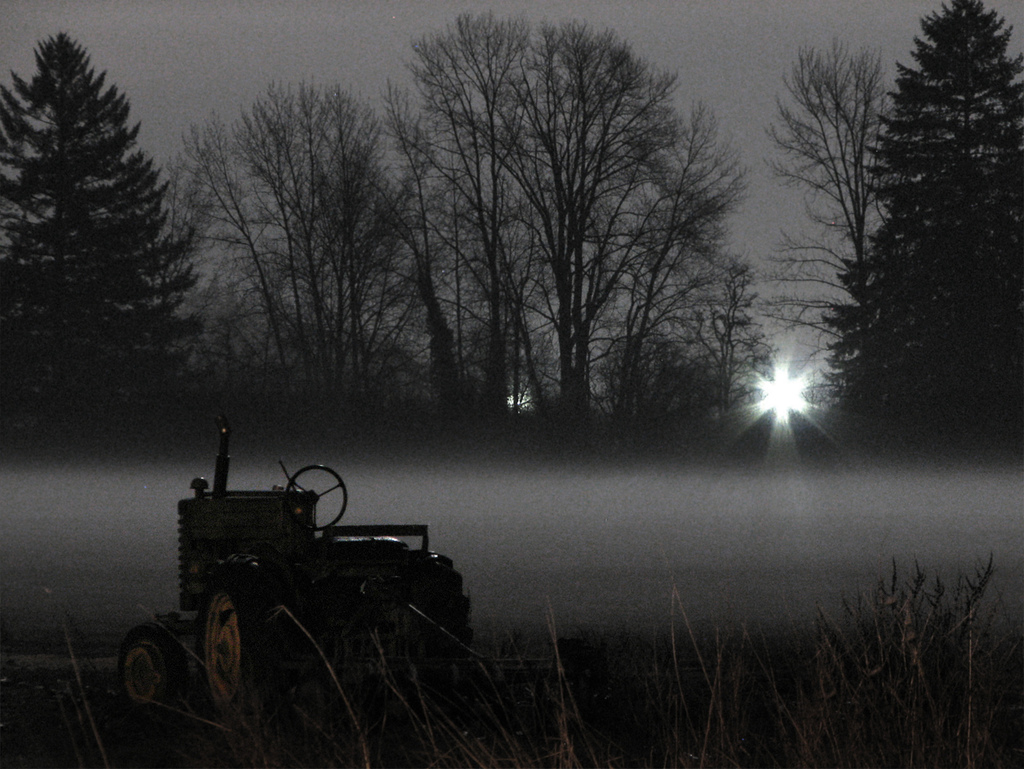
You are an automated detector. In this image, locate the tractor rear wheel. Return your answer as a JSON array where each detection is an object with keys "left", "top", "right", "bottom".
[
  {"left": 198, "top": 568, "right": 284, "bottom": 708},
  {"left": 118, "top": 622, "right": 188, "bottom": 705}
]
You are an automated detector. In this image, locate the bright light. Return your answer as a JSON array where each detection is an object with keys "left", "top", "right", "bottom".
[
  {"left": 507, "top": 389, "right": 534, "bottom": 412},
  {"left": 758, "top": 365, "right": 807, "bottom": 421}
]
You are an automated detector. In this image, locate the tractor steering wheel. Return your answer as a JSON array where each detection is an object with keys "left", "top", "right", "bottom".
[{"left": 285, "top": 464, "right": 348, "bottom": 530}]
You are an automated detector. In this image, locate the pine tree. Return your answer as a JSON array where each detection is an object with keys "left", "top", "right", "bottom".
[
  {"left": 0, "top": 33, "right": 199, "bottom": 414},
  {"left": 837, "top": 0, "right": 1023, "bottom": 434}
]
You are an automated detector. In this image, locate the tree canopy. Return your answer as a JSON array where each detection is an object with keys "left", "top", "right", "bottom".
[
  {"left": 0, "top": 32, "right": 199, "bottom": 413},
  {"left": 831, "top": 0, "right": 1022, "bottom": 433},
  {"left": 389, "top": 16, "right": 749, "bottom": 426}
]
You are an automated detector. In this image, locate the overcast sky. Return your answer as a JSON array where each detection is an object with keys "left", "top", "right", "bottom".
[{"left": 3, "top": 0, "right": 1022, "bottom": 366}]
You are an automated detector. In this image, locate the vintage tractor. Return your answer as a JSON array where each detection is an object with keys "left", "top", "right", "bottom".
[{"left": 117, "top": 417, "right": 476, "bottom": 707}]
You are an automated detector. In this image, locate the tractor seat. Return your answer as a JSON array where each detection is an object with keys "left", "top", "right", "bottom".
[{"left": 321, "top": 536, "right": 409, "bottom": 562}]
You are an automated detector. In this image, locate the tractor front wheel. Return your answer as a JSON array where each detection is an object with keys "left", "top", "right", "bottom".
[{"left": 118, "top": 622, "right": 188, "bottom": 705}]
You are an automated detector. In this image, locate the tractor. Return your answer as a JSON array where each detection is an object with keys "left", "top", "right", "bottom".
[{"left": 117, "top": 416, "right": 478, "bottom": 707}]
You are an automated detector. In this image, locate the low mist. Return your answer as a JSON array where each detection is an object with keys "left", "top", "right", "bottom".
[{"left": 2, "top": 451, "right": 1020, "bottom": 652}]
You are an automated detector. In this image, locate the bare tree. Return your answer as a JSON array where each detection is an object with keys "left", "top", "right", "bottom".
[
  {"left": 692, "top": 259, "right": 772, "bottom": 416},
  {"left": 401, "top": 14, "right": 530, "bottom": 415},
  {"left": 185, "top": 116, "right": 293, "bottom": 385},
  {"left": 767, "top": 40, "right": 888, "bottom": 347},
  {"left": 499, "top": 21, "right": 681, "bottom": 422},
  {"left": 385, "top": 89, "right": 466, "bottom": 412},
  {"left": 599, "top": 106, "right": 745, "bottom": 420},
  {"left": 185, "top": 83, "right": 410, "bottom": 403}
]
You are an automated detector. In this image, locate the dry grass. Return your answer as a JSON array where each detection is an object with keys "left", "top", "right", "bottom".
[
  {"left": 177, "top": 558, "right": 1022, "bottom": 768},
  {"left": 5, "top": 559, "right": 1021, "bottom": 768},
  {"left": 776, "top": 557, "right": 1022, "bottom": 768}
]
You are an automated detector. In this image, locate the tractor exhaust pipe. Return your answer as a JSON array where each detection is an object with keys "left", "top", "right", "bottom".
[{"left": 213, "top": 415, "right": 231, "bottom": 498}]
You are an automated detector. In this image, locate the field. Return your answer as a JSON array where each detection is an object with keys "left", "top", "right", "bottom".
[
  {"left": 2, "top": 558, "right": 1022, "bottom": 767},
  {"left": 2, "top": 452, "right": 1021, "bottom": 766}
]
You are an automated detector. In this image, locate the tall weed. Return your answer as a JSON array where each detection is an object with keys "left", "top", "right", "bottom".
[
  {"left": 30, "top": 560, "right": 1021, "bottom": 767},
  {"left": 779, "top": 557, "right": 1021, "bottom": 767}
]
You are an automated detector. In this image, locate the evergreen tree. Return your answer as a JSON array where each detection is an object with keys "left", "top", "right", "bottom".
[
  {"left": 0, "top": 33, "right": 198, "bottom": 414},
  {"left": 835, "top": 0, "right": 1023, "bottom": 433}
]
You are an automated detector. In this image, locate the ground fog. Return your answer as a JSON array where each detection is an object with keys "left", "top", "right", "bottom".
[{"left": 1, "top": 455, "right": 1020, "bottom": 651}]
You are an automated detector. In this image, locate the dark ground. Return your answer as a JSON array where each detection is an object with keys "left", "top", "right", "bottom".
[{"left": 1, "top": 651, "right": 187, "bottom": 768}]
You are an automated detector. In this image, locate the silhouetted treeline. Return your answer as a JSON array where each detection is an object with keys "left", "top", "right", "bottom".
[
  {"left": 182, "top": 16, "right": 767, "bottom": 432},
  {"left": 3, "top": 7, "right": 1021, "bottom": 455},
  {"left": 2, "top": 17, "right": 773, "bottom": 446},
  {"left": 768, "top": 0, "right": 1022, "bottom": 442}
]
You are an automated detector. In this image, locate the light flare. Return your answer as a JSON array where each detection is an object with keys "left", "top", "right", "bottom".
[{"left": 758, "top": 365, "right": 808, "bottom": 422}]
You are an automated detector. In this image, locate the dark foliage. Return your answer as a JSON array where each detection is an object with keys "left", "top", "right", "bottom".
[
  {"left": 829, "top": 0, "right": 1023, "bottom": 436},
  {"left": 0, "top": 33, "right": 199, "bottom": 417}
]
